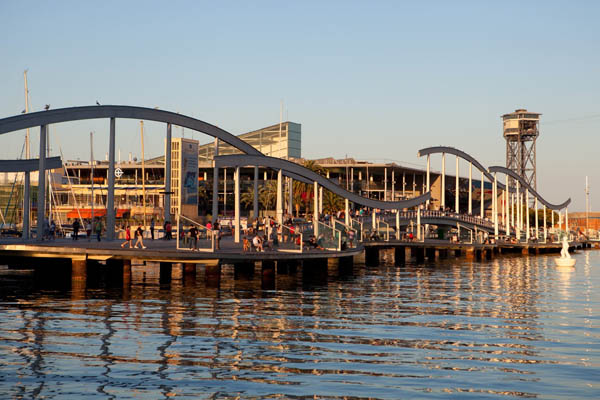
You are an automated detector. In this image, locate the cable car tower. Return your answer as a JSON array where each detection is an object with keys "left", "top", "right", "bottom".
[{"left": 502, "top": 109, "right": 541, "bottom": 199}]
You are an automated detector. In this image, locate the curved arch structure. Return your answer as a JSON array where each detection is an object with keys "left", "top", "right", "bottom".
[
  {"left": 215, "top": 154, "right": 431, "bottom": 210},
  {"left": 488, "top": 166, "right": 570, "bottom": 210},
  {"left": 0, "top": 105, "right": 262, "bottom": 156},
  {"left": 418, "top": 146, "right": 507, "bottom": 191}
]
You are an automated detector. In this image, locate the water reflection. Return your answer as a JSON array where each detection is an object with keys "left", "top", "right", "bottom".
[{"left": 1, "top": 251, "right": 599, "bottom": 398}]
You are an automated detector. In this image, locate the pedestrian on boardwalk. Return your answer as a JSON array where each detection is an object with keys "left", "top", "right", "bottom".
[
  {"left": 86, "top": 220, "right": 92, "bottom": 241},
  {"left": 49, "top": 220, "right": 56, "bottom": 241},
  {"left": 121, "top": 225, "right": 132, "bottom": 248},
  {"left": 150, "top": 218, "right": 155, "bottom": 240},
  {"left": 95, "top": 218, "right": 103, "bottom": 242},
  {"left": 72, "top": 219, "right": 80, "bottom": 240},
  {"left": 189, "top": 225, "right": 198, "bottom": 250},
  {"left": 165, "top": 221, "right": 172, "bottom": 240},
  {"left": 213, "top": 221, "right": 221, "bottom": 250},
  {"left": 134, "top": 224, "right": 146, "bottom": 249}
]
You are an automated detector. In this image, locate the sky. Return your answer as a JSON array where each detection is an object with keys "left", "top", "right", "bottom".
[{"left": 0, "top": 1, "right": 599, "bottom": 211}]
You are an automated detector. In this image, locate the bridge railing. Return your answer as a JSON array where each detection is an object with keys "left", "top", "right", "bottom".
[
  {"left": 350, "top": 217, "right": 364, "bottom": 242},
  {"left": 176, "top": 214, "right": 214, "bottom": 252},
  {"left": 331, "top": 218, "right": 359, "bottom": 249},
  {"left": 265, "top": 217, "right": 303, "bottom": 253},
  {"left": 316, "top": 220, "right": 342, "bottom": 251}
]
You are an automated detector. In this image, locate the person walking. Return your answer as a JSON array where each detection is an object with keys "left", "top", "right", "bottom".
[
  {"left": 150, "top": 218, "right": 155, "bottom": 240},
  {"left": 95, "top": 218, "right": 103, "bottom": 242},
  {"left": 72, "top": 219, "right": 80, "bottom": 240},
  {"left": 134, "top": 223, "right": 146, "bottom": 249},
  {"left": 213, "top": 221, "right": 221, "bottom": 250},
  {"left": 121, "top": 225, "right": 132, "bottom": 248},
  {"left": 189, "top": 225, "right": 198, "bottom": 250},
  {"left": 165, "top": 221, "right": 172, "bottom": 240},
  {"left": 86, "top": 220, "right": 92, "bottom": 241}
]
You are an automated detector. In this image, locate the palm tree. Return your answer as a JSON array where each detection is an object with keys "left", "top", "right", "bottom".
[
  {"left": 240, "top": 186, "right": 255, "bottom": 210},
  {"left": 259, "top": 181, "right": 278, "bottom": 210},
  {"left": 322, "top": 189, "right": 344, "bottom": 214},
  {"left": 292, "top": 160, "right": 327, "bottom": 217}
]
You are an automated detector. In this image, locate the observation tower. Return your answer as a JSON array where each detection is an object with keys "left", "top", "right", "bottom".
[{"left": 502, "top": 109, "right": 541, "bottom": 193}]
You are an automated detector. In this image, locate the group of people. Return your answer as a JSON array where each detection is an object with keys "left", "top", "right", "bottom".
[
  {"left": 70, "top": 217, "right": 104, "bottom": 241},
  {"left": 120, "top": 223, "right": 147, "bottom": 249}
]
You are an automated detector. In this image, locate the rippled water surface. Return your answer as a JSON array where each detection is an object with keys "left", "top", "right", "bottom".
[{"left": 1, "top": 250, "right": 599, "bottom": 399}]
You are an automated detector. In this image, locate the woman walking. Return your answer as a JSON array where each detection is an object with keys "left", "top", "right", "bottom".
[{"left": 121, "top": 225, "right": 132, "bottom": 248}]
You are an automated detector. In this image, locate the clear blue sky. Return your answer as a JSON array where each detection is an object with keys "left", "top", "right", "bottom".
[{"left": 1, "top": 1, "right": 599, "bottom": 211}]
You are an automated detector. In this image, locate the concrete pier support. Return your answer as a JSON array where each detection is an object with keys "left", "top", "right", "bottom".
[
  {"left": 159, "top": 262, "right": 172, "bottom": 284},
  {"left": 71, "top": 258, "right": 87, "bottom": 289},
  {"left": 464, "top": 248, "right": 475, "bottom": 260},
  {"left": 365, "top": 247, "right": 379, "bottom": 265},
  {"left": 394, "top": 246, "right": 406, "bottom": 265},
  {"left": 414, "top": 247, "right": 425, "bottom": 262},
  {"left": 23, "top": 171, "right": 30, "bottom": 239},
  {"left": 184, "top": 263, "right": 196, "bottom": 283},
  {"left": 123, "top": 259, "right": 132, "bottom": 287},
  {"left": 205, "top": 262, "right": 221, "bottom": 287},
  {"left": 426, "top": 247, "right": 436, "bottom": 259},
  {"left": 454, "top": 249, "right": 461, "bottom": 257},
  {"left": 171, "top": 263, "right": 184, "bottom": 281}
]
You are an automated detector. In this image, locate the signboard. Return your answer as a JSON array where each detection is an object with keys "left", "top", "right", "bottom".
[{"left": 181, "top": 140, "right": 198, "bottom": 206}]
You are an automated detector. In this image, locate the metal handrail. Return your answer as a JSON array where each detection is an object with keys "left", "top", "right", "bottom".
[{"left": 176, "top": 214, "right": 214, "bottom": 252}]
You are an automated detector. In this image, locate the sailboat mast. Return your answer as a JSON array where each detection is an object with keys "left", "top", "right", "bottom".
[{"left": 140, "top": 121, "right": 146, "bottom": 228}]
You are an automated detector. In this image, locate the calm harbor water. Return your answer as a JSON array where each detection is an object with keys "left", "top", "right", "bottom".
[{"left": 0, "top": 250, "right": 599, "bottom": 399}]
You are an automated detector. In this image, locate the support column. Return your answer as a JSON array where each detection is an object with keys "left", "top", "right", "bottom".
[
  {"left": 165, "top": 123, "right": 172, "bottom": 224},
  {"left": 480, "top": 171, "right": 484, "bottom": 219},
  {"left": 515, "top": 181, "right": 520, "bottom": 239},
  {"left": 234, "top": 166, "right": 240, "bottom": 243},
  {"left": 535, "top": 197, "right": 539, "bottom": 241},
  {"left": 345, "top": 198, "right": 349, "bottom": 225},
  {"left": 23, "top": 171, "right": 30, "bottom": 239},
  {"left": 543, "top": 205, "right": 547, "bottom": 242},
  {"left": 417, "top": 205, "right": 421, "bottom": 241},
  {"left": 396, "top": 210, "right": 400, "bottom": 240},
  {"left": 288, "top": 176, "right": 293, "bottom": 217},
  {"left": 468, "top": 162, "right": 472, "bottom": 214},
  {"left": 319, "top": 187, "right": 323, "bottom": 214},
  {"left": 525, "top": 190, "right": 530, "bottom": 241},
  {"left": 494, "top": 173, "right": 498, "bottom": 238},
  {"left": 384, "top": 167, "right": 387, "bottom": 201},
  {"left": 253, "top": 166, "right": 259, "bottom": 219},
  {"left": 276, "top": 169, "right": 283, "bottom": 225},
  {"left": 391, "top": 169, "right": 395, "bottom": 201},
  {"left": 123, "top": 259, "right": 131, "bottom": 287},
  {"left": 313, "top": 181, "right": 319, "bottom": 237},
  {"left": 455, "top": 156, "right": 459, "bottom": 213},
  {"left": 107, "top": 118, "right": 116, "bottom": 240},
  {"left": 372, "top": 209, "right": 376, "bottom": 230},
  {"left": 211, "top": 138, "right": 219, "bottom": 223},
  {"left": 441, "top": 153, "right": 445, "bottom": 209},
  {"left": 37, "top": 125, "right": 46, "bottom": 241},
  {"left": 426, "top": 155, "right": 430, "bottom": 208},
  {"left": 505, "top": 174, "right": 509, "bottom": 234},
  {"left": 402, "top": 171, "right": 406, "bottom": 197}
]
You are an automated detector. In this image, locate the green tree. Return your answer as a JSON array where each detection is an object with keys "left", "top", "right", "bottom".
[{"left": 322, "top": 189, "right": 344, "bottom": 214}]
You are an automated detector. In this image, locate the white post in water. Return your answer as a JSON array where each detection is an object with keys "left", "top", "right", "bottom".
[
  {"left": 234, "top": 166, "right": 240, "bottom": 243},
  {"left": 37, "top": 125, "right": 46, "bottom": 241}
]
